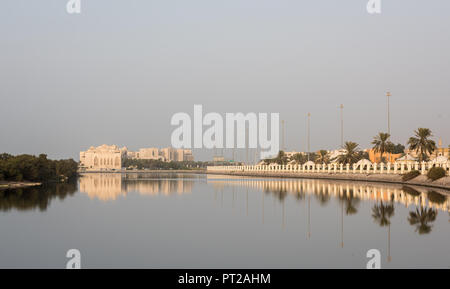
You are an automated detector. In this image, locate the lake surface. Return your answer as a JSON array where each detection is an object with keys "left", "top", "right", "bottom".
[{"left": 0, "top": 173, "right": 449, "bottom": 268}]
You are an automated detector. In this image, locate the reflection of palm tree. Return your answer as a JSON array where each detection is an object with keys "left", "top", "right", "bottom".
[
  {"left": 339, "top": 190, "right": 360, "bottom": 215},
  {"left": 372, "top": 200, "right": 395, "bottom": 262},
  {"left": 408, "top": 207, "right": 437, "bottom": 235},
  {"left": 338, "top": 189, "right": 360, "bottom": 248},
  {"left": 315, "top": 192, "right": 330, "bottom": 206},
  {"left": 372, "top": 201, "right": 395, "bottom": 227}
]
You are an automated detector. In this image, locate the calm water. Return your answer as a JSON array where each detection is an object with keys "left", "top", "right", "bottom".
[{"left": 0, "top": 173, "right": 449, "bottom": 268}]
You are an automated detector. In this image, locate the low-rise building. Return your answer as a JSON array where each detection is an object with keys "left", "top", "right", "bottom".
[
  {"left": 80, "top": 145, "right": 195, "bottom": 171},
  {"left": 79, "top": 144, "right": 127, "bottom": 171}
]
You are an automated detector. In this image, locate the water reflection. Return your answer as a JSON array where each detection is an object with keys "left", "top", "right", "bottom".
[
  {"left": 79, "top": 173, "right": 197, "bottom": 201},
  {"left": 0, "top": 182, "right": 77, "bottom": 212},
  {"left": 408, "top": 207, "right": 437, "bottom": 235},
  {"left": 206, "top": 175, "right": 449, "bottom": 213},
  {"left": 1, "top": 173, "right": 449, "bottom": 268}
]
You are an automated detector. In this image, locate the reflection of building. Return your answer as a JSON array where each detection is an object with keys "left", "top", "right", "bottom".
[
  {"left": 78, "top": 173, "right": 125, "bottom": 201},
  {"left": 78, "top": 173, "right": 194, "bottom": 200},
  {"left": 79, "top": 144, "right": 127, "bottom": 171}
]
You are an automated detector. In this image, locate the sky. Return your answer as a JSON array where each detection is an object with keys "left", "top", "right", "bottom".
[{"left": 0, "top": 0, "right": 449, "bottom": 161}]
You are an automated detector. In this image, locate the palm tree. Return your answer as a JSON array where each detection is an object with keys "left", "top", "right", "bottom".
[
  {"left": 407, "top": 128, "right": 436, "bottom": 162},
  {"left": 274, "top": 150, "right": 288, "bottom": 165},
  {"left": 408, "top": 206, "right": 437, "bottom": 234},
  {"left": 315, "top": 150, "right": 330, "bottom": 164},
  {"left": 372, "top": 132, "right": 393, "bottom": 163},
  {"left": 290, "top": 153, "right": 306, "bottom": 165},
  {"left": 335, "top": 142, "right": 360, "bottom": 165}
]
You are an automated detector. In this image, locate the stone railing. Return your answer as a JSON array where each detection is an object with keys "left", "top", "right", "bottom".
[{"left": 207, "top": 161, "right": 450, "bottom": 176}]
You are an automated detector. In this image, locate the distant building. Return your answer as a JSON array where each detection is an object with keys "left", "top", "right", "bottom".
[
  {"left": 159, "top": 147, "right": 193, "bottom": 162},
  {"left": 368, "top": 149, "right": 402, "bottom": 163},
  {"left": 134, "top": 148, "right": 163, "bottom": 160},
  {"left": 213, "top": 156, "right": 225, "bottom": 162},
  {"left": 79, "top": 144, "right": 127, "bottom": 171},
  {"left": 80, "top": 145, "right": 194, "bottom": 171}
]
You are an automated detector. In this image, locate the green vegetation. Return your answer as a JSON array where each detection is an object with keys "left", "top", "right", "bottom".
[
  {"left": 372, "top": 132, "right": 393, "bottom": 161},
  {"left": 263, "top": 150, "right": 319, "bottom": 165},
  {"left": 0, "top": 153, "right": 78, "bottom": 182},
  {"left": 402, "top": 170, "right": 421, "bottom": 182},
  {"left": 315, "top": 150, "right": 330, "bottom": 164},
  {"left": 426, "top": 167, "right": 446, "bottom": 181},
  {"left": 407, "top": 128, "right": 436, "bottom": 162},
  {"left": 122, "top": 158, "right": 208, "bottom": 170},
  {"left": 334, "top": 142, "right": 363, "bottom": 165},
  {"left": 392, "top": 143, "right": 405, "bottom": 154}
]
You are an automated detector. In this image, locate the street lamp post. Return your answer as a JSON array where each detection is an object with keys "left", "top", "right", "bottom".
[
  {"left": 307, "top": 113, "right": 311, "bottom": 161},
  {"left": 386, "top": 92, "right": 391, "bottom": 135},
  {"left": 340, "top": 104, "right": 344, "bottom": 148},
  {"left": 386, "top": 92, "right": 391, "bottom": 163}
]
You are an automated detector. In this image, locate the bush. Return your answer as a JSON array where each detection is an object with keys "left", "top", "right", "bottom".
[
  {"left": 402, "top": 170, "right": 421, "bottom": 182},
  {"left": 427, "top": 167, "right": 446, "bottom": 181}
]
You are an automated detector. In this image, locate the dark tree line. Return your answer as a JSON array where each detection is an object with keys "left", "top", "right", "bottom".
[
  {"left": 0, "top": 153, "right": 78, "bottom": 182},
  {"left": 122, "top": 158, "right": 210, "bottom": 170}
]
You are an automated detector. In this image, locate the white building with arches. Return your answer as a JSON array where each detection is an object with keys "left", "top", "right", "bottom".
[{"left": 79, "top": 144, "right": 126, "bottom": 171}]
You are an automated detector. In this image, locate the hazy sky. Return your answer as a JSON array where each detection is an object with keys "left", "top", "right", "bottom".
[{"left": 1, "top": 0, "right": 449, "bottom": 161}]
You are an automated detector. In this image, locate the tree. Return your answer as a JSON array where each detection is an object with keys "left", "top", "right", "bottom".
[
  {"left": 372, "top": 132, "right": 394, "bottom": 163},
  {"left": 407, "top": 128, "right": 436, "bottom": 162},
  {"left": 274, "top": 151, "right": 289, "bottom": 165},
  {"left": 289, "top": 153, "right": 306, "bottom": 165},
  {"left": 334, "top": 142, "right": 361, "bottom": 165},
  {"left": 392, "top": 143, "right": 405, "bottom": 154},
  {"left": 315, "top": 150, "right": 330, "bottom": 164}
]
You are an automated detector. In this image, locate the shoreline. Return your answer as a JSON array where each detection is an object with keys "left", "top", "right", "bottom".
[
  {"left": 0, "top": 181, "right": 42, "bottom": 190},
  {"left": 205, "top": 171, "right": 450, "bottom": 191},
  {"left": 79, "top": 169, "right": 450, "bottom": 191},
  {"left": 79, "top": 169, "right": 206, "bottom": 174}
]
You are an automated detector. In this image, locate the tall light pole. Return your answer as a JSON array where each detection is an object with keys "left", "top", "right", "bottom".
[
  {"left": 386, "top": 92, "right": 391, "bottom": 135},
  {"left": 307, "top": 113, "right": 311, "bottom": 161},
  {"left": 340, "top": 104, "right": 344, "bottom": 148}
]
